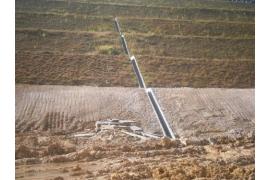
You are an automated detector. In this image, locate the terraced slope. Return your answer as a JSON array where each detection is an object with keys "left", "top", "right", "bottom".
[
  {"left": 15, "top": 1, "right": 255, "bottom": 178},
  {"left": 16, "top": 0, "right": 254, "bottom": 88}
]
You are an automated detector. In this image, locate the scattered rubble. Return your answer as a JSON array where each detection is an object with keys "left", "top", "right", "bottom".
[{"left": 72, "top": 119, "right": 161, "bottom": 140}]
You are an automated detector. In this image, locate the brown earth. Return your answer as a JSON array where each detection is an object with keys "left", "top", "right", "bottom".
[
  {"left": 16, "top": 51, "right": 254, "bottom": 88},
  {"left": 15, "top": 51, "right": 137, "bottom": 87},
  {"left": 154, "top": 88, "right": 254, "bottom": 140},
  {"left": 15, "top": 0, "right": 255, "bottom": 179},
  {"left": 16, "top": 84, "right": 160, "bottom": 135},
  {"left": 16, "top": 28, "right": 254, "bottom": 59},
  {"left": 16, "top": 85, "right": 254, "bottom": 139},
  {"left": 15, "top": 85, "right": 255, "bottom": 179},
  {"left": 16, "top": 130, "right": 254, "bottom": 179},
  {"left": 15, "top": 0, "right": 255, "bottom": 88}
]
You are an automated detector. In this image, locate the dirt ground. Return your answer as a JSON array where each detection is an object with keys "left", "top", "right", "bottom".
[
  {"left": 15, "top": 85, "right": 255, "bottom": 179},
  {"left": 154, "top": 88, "right": 255, "bottom": 140},
  {"left": 16, "top": 84, "right": 160, "bottom": 135},
  {"left": 16, "top": 130, "right": 254, "bottom": 180},
  {"left": 15, "top": 0, "right": 255, "bottom": 179},
  {"left": 16, "top": 51, "right": 254, "bottom": 88},
  {"left": 15, "top": 0, "right": 254, "bottom": 89}
]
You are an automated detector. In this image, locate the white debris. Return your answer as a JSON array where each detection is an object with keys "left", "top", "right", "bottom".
[
  {"left": 95, "top": 119, "right": 160, "bottom": 139},
  {"left": 73, "top": 132, "right": 95, "bottom": 138}
]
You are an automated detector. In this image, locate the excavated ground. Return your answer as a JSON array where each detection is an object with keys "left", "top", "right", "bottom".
[
  {"left": 15, "top": 85, "right": 254, "bottom": 179},
  {"left": 15, "top": 0, "right": 255, "bottom": 179},
  {"left": 16, "top": 130, "right": 254, "bottom": 180}
]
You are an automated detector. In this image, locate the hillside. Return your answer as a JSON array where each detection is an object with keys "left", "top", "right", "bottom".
[
  {"left": 16, "top": 0, "right": 254, "bottom": 88},
  {"left": 15, "top": 0, "right": 255, "bottom": 179}
]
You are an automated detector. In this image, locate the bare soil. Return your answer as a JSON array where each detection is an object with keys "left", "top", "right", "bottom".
[
  {"left": 16, "top": 28, "right": 254, "bottom": 59},
  {"left": 15, "top": 0, "right": 255, "bottom": 88},
  {"left": 15, "top": 0, "right": 255, "bottom": 179},
  {"left": 15, "top": 51, "right": 137, "bottom": 87},
  {"left": 16, "top": 85, "right": 160, "bottom": 135},
  {"left": 16, "top": 51, "right": 254, "bottom": 88},
  {"left": 15, "top": 85, "right": 254, "bottom": 179},
  {"left": 16, "top": 129, "right": 254, "bottom": 179},
  {"left": 154, "top": 88, "right": 254, "bottom": 140}
]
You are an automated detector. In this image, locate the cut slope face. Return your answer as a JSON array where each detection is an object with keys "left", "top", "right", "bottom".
[
  {"left": 16, "top": 84, "right": 161, "bottom": 135},
  {"left": 154, "top": 88, "right": 255, "bottom": 141},
  {"left": 16, "top": 85, "right": 254, "bottom": 141}
]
